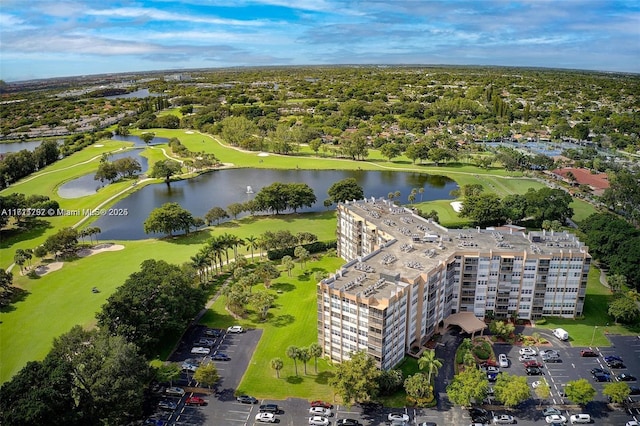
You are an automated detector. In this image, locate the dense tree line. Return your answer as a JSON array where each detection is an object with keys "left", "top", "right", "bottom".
[
  {"left": 253, "top": 182, "right": 317, "bottom": 214},
  {"left": 579, "top": 213, "right": 640, "bottom": 290},
  {"left": 94, "top": 155, "right": 141, "bottom": 183},
  {"left": 0, "top": 193, "right": 59, "bottom": 228},
  {"left": 459, "top": 186, "right": 573, "bottom": 228}
]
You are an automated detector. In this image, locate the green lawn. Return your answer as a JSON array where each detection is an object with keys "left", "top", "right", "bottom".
[
  {"left": 200, "top": 255, "right": 345, "bottom": 400},
  {"left": 0, "top": 212, "right": 337, "bottom": 384},
  {"left": 536, "top": 266, "right": 638, "bottom": 347}
]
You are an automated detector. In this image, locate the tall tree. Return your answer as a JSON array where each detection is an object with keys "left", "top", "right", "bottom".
[
  {"left": 149, "top": 160, "right": 182, "bottom": 184},
  {"left": 143, "top": 202, "right": 195, "bottom": 236},
  {"left": 603, "top": 382, "right": 630, "bottom": 404},
  {"left": 329, "top": 350, "right": 381, "bottom": 405},
  {"left": 404, "top": 373, "right": 432, "bottom": 403},
  {"left": 493, "top": 372, "right": 530, "bottom": 407},
  {"left": 286, "top": 346, "right": 300, "bottom": 376},
  {"left": 308, "top": 342, "right": 323, "bottom": 374},
  {"left": 328, "top": 178, "right": 365, "bottom": 204},
  {"left": 446, "top": 367, "right": 489, "bottom": 406},
  {"left": 299, "top": 347, "right": 311, "bottom": 375},
  {"left": 245, "top": 234, "right": 259, "bottom": 261},
  {"left": 564, "top": 379, "right": 596, "bottom": 405},
  {"left": 417, "top": 349, "right": 443, "bottom": 383},
  {"left": 271, "top": 357, "right": 284, "bottom": 379}
]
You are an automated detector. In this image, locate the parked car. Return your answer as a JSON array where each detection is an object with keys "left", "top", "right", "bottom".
[
  {"left": 542, "top": 408, "right": 562, "bottom": 417},
  {"left": 523, "top": 360, "right": 544, "bottom": 368},
  {"left": 553, "top": 328, "right": 569, "bottom": 341},
  {"left": 607, "top": 360, "right": 626, "bottom": 368},
  {"left": 532, "top": 380, "right": 547, "bottom": 388},
  {"left": 540, "top": 349, "right": 559, "bottom": 357},
  {"left": 182, "top": 361, "right": 198, "bottom": 372},
  {"left": 544, "top": 356, "right": 562, "bottom": 363},
  {"left": 211, "top": 352, "right": 230, "bottom": 361},
  {"left": 580, "top": 349, "right": 598, "bottom": 357},
  {"left": 618, "top": 373, "right": 637, "bottom": 382},
  {"left": 236, "top": 395, "right": 258, "bottom": 404},
  {"left": 593, "top": 372, "right": 611, "bottom": 382},
  {"left": 260, "top": 404, "right": 280, "bottom": 413},
  {"left": 185, "top": 396, "right": 206, "bottom": 406},
  {"left": 255, "top": 412, "right": 277, "bottom": 423},
  {"left": 335, "top": 419, "right": 362, "bottom": 426},
  {"left": 487, "top": 372, "right": 499, "bottom": 382},
  {"left": 190, "top": 346, "right": 210, "bottom": 355},
  {"left": 309, "top": 416, "right": 330, "bottom": 426},
  {"left": 519, "top": 355, "right": 536, "bottom": 362},
  {"left": 626, "top": 421, "right": 639, "bottom": 426},
  {"left": 498, "top": 354, "right": 509, "bottom": 368},
  {"left": 590, "top": 367, "right": 610, "bottom": 375},
  {"left": 418, "top": 423, "right": 437, "bottom": 426},
  {"left": 604, "top": 355, "right": 624, "bottom": 362},
  {"left": 526, "top": 367, "right": 544, "bottom": 375},
  {"left": 629, "top": 386, "right": 640, "bottom": 395},
  {"left": 492, "top": 414, "right": 515, "bottom": 424},
  {"left": 545, "top": 414, "right": 567, "bottom": 424},
  {"left": 165, "top": 387, "right": 185, "bottom": 396},
  {"left": 227, "top": 325, "right": 244, "bottom": 333},
  {"left": 569, "top": 414, "right": 591, "bottom": 424},
  {"left": 519, "top": 347, "right": 537, "bottom": 356},
  {"left": 203, "top": 328, "right": 222, "bottom": 337},
  {"left": 469, "top": 408, "right": 489, "bottom": 420},
  {"left": 195, "top": 338, "right": 215, "bottom": 347},
  {"left": 310, "top": 400, "right": 333, "bottom": 409},
  {"left": 309, "top": 406, "right": 332, "bottom": 417},
  {"left": 388, "top": 413, "right": 410, "bottom": 422},
  {"left": 158, "top": 400, "right": 177, "bottom": 411}
]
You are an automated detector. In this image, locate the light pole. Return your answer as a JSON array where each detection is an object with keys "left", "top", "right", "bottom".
[{"left": 590, "top": 325, "right": 598, "bottom": 347}]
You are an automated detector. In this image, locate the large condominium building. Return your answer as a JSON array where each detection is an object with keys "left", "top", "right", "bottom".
[{"left": 317, "top": 198, "right": 590, "bottom": 370}]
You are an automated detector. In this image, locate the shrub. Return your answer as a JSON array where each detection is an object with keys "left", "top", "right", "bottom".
[
  {"left": 536, "top": 318, "right": 547, "bottom": 325},
  {"left": 473, "top": 341, "right": 492, "bottom": 360}
]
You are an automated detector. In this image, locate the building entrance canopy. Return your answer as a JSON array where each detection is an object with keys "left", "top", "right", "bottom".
[{"left": 443, "top": 312, "right": 487, "bottom": 334}]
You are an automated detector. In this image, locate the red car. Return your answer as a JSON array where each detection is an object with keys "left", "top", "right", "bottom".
[
  {"left": 310, "top": 400, "right": 333, "bottom": 409},
  {"left": 580, "top": 349, "right": 598, "bottom": 357},
  {"left": 523, "top": 360, "right": 543, "bottom": 368},
  {"left": 185, "top": 396, "right": 206, "bottom": 406},
  {"left": 480, "top": 360, "right": 498, "bottom": 368}
]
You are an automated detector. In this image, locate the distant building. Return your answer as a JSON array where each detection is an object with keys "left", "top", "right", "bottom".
[
  {"left": 550, "top": 167, "right": 610, "bottom": 195},
  {"left": 317, "top": 199, "right": 590, "bottom": 369}
]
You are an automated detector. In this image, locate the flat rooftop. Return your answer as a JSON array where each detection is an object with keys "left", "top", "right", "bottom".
[{"left": 323, "top": 198, "right": 588, "bottom": 302}]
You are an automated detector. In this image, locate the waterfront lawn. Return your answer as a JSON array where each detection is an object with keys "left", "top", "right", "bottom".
[{"left": 536, "top": 266, "right": 638, "bottom": 347}]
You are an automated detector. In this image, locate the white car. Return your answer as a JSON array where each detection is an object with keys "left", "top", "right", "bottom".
[
  {"left": 519, "top": 347, "right": 537, "bottom": 356},
  {"left": 309, "top": 416, "right": 330, "bottom": 426},
  {"left": 164, "top": 386, "right": 185, "bottom": 396},
  {"left": 190, "top": 346, "right": 210, "bottom": 355},
  {"left": 519, "top": 355, "right": 536, "bottom": 362},
  {"left": 196, "top": 338, "right": 215, "bottom": 346},
  {"left": 626, "top": 421, "right": 639, "bottom": 426},
  {"left": 545, "top": 414, "right": 567, "bottom": 424},
  {"left": 255, "top": 412, "right": 276, "bottom": 423},
  {"left": 498, "top": 353, "right": 509, "bottom": 368},
  {"left": 309, "top": 406, "right": 332, "bottom": 417},
  {"left": 227, "top": 325, "right": 244, "bottom": 333},
  {"left": 388, "top": 413, "right": 410, "bottom": 422},
  {"left": 493, "top": 414, "right": 515, "bottom": 424},
  {"left": 181, "top": 361, "right": 198, "bottom": 372},
  {"left": 540, "top": 349, "right": 559, "bottom": 357},
  {"left": 569, "top": 414, "right": 591, "bottom": 424}
]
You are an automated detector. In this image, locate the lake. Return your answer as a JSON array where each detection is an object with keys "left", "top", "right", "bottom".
[
  {"left": 58, "top": 149, "right": 149, "bottom": 198},
  {"left": 92, "top": 169, "right": 457, "bottom": 240}
]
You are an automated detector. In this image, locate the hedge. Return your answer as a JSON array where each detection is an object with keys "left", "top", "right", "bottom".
[{"left": 267, "top": 240, "right": 336, "bottom": 261}]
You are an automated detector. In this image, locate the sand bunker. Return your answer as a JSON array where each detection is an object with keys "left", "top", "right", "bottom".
[
  {"left": 450, "top": 201, "right": 463, "bottom": 212},
  {"left": 77, "top": 243, "right": 125, "bottom": 258},
  {"left": 185, "top": 131, "right": 194, "bottom": 134},
  {"left": 257, "top": 152, "right": 269, "bottom": 157},
  {"left": 94, "top": 144, "right": 104, "bottom": 147},
  {"left": 34, "top": 262, "right": 64, "bottom": 277}
]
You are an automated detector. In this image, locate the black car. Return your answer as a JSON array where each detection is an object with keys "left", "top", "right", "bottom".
[
  {"left": 593, "top": 372, "right": 610, "bottom": 382},
  {"left": 591, "top": 367, "right": 610, "bottom": 375},
  {"left": 526, "top": 367, "right": 544, "bottom": 375},
  {"left": 259, "top": 404, "right": 280, "bottom": 413},
  {"left": 469, "top": 407, "right": 489, "bottom": 422},
  {"left": 618, "top": 373, "right": 637, "bottom": 382},
  {"left": 203, "top": 328, "right": 222, "bottom": 337},
  {"left": 236, "top": 395, "right": 258, "bottom": 404},
  {"left": 607, "top": 360, "right": 626, "bottom": 369},
  {"left": 335, "top": 419, "right": 362, "bottom": 426},
  {"left": 629, "top": 386, "right": 640, "bottom": 395},
  {"left": 545, "top": 357, "right": 562, "bottom": 363}
]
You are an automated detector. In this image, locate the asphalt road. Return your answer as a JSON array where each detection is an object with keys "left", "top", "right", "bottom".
[{"left": 147, "top": 325, "right": 640, "bottom": 426}]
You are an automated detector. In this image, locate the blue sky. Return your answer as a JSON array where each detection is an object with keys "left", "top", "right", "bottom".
[{"left": 1, "top": 0, "right": 638, "bottom": 81}]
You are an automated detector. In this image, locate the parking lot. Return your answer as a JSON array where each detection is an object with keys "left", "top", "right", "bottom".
[{"left": 147, "top": 325, "right": 640, "bottom": 426}]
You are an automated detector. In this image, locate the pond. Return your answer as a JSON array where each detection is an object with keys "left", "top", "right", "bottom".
[
  {"left": 57, "top": 149, "right": 149, "bottom": 198},
  {"left": 92, "top": 168, "right": 458, "bottom": 240},
  {"left": 0, "top": 139, "right": 62, "bottom": 154}
]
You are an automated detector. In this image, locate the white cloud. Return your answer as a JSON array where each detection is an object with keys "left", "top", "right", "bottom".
[{"left": 85, "top": 7, "right": 266, "bottom": 26}]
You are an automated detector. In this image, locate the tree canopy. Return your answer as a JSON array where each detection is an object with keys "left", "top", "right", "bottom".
[
  {"left": 327, "top": 177, "right": 364, "bottom": 204},
  {"left": 144, "top": 202, "right": 196, "bottom": 236},
  {"left": 329, "top": 350, "right": 381, "bottom": 405}
]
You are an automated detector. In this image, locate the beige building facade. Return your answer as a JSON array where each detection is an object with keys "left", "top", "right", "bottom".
[{"left": 317, "top": 198, "right": 590, "bottom": 369}]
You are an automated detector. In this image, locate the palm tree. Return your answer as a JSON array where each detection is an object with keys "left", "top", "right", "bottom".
[
  {"left": 286, "top": 345, "right": 300, "bottom": 376},
  {"left": 308, "top": 342, "right": 323, "bottom": 373},
  {"left": 245, "top": 235, "right": 259, "bottom": 262},
  {"left": 419, "top": 187, "right": 425, "bottom": 201},
  {"left": 190, "top": 252, "right": 209, "bottom": 283},
  {"left": 220, "top": 233, "right": 234, "bottom": 269},
  {"left": 271, "top": 357, "right": 284, "bottom": 379},
  {"left": 299, "top": 347, "right": 311, "bottom": 375},
  {"left": 418, "top": 349, "right": 443, "bottom": 383},
  {"left": 206, "top": 236, "right": 224, "bottom": 274}
]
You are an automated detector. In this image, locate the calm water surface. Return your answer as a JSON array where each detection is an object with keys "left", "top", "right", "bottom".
[{"left": 92, "top": 169, "right": 457, "bottom": 240}]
